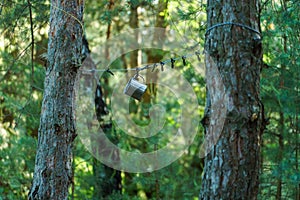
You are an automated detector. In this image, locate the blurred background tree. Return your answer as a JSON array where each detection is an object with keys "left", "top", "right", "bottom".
[
  {"left": 260, "top": 0, "right": 299, "bottom": 199},
  {"left": 0, "top": 0, "right": 299, "bottom": 199}
]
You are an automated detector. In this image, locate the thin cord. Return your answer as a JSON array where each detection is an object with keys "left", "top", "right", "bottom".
[
  {"left": 206, "top": 22, "right": 261, "bottom": 36},
  {"left": 80, "top": 51, "right": 201, "bottom": 74}
]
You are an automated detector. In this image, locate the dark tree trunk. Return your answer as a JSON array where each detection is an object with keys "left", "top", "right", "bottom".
[
  {"left": 276, "top": 112, "right": 284, "bottom": 200},
  {"left": 200, "top": 0, "right": 265, "bottom": 199},
  {"left": 129, "top": 1, "right": 139, "bottom": 69},
  {"left": 28, "top": 1, "right": 84, "bottom": 199},
  {"left": 92, "top": 125, "right": 122, "bottom": 199},
  {"left": 143, "top": 0, "right": 168, "bottom": 105},
  {"left": 80, "top": 36, "right": 122, "bottom": 198},
  {"left": 276, "top": 27, "right": 287, "bottom": 200}
]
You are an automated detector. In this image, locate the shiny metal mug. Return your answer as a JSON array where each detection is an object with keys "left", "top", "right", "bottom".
[{"left": 124, "top": 77, "right": 147, "bottom": 101}]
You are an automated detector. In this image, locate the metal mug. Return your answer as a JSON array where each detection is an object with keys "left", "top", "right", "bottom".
[{"left": 124, "top": 77, "right": 147, "bottom": 101}]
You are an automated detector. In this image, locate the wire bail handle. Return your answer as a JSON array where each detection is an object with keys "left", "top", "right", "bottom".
[{"left": 133, "top": 68, "right": 145, "bottom": 82}]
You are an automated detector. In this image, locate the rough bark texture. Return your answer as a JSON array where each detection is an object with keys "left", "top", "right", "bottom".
[
  {"left": 200, "top": 0, "right": 265, "bottom": 199},
  {"left": 28, "top": 1, "right": 84, "bottom": 199}
]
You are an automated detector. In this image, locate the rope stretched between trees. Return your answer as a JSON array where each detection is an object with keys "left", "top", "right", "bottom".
[
  {"left": 205, "top": 22, "right": 261, "bottom": 36},
  {"left": 81, "top": 51, "right": 202, "bottom": 75}
]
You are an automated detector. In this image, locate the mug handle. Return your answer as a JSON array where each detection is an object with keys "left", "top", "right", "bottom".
[{"left": 133, "top": 70, "right": 145, "bottom": 83}]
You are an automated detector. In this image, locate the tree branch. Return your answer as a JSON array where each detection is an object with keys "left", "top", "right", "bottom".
[
  {"left": 27, "top": 0, "right": 34, "bottom": 85},
  {"left": 0, "top": 0, "right": 4, "bottom": 15}
]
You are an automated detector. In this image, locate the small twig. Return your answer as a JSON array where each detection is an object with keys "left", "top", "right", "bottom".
[
  {"left": 27, "top": 0, "right": 34, "bottom": 85},
  {"left": 0, "top": 0, "right": 4, "bottom": 15},
  {"left": 15, "top": 0, "right": 36, "bottom": 130},
  {"left": 260, "top": 0, "right": 271, "bottom": 13},
  {"left": 0, "top": 43, "right": 32, "bottom": 83}
]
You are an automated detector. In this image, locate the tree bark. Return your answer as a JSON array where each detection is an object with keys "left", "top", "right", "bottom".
[
  {"left": 28, "top": 1, "right": 84, "bottom": 199},
  {"left": 200, "top": 0, "right": 265, "bottom": 199}
]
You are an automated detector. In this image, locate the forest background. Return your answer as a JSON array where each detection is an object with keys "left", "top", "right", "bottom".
[{"left": 0, "top": 0, "right": 299, "bottom": 199}]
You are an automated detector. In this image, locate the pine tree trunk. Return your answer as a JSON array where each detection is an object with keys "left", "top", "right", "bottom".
[
  {"left": 28, "top": 1, "right": 84, "bottom": 199},
  {"left": 200, "top": 0, "right": 265, "bottom": 199}
]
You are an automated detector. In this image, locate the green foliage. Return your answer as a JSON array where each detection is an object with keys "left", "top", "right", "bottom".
[
  {"left": 0, "top": 126, "right": 36, "bottom": 199},
  {"left": 259, "top": 0, "right": 300, "bottom": 199},
  {"left": 0, "top": 0, "right": 299, "bottom": 199},
  {"left": 0, "top": 0, "right": 48, "bottom": 198}
]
